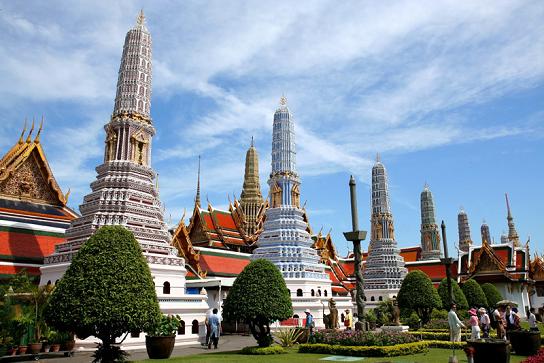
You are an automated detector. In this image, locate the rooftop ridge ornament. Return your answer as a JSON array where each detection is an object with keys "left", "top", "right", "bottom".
[
  {"left": 279, "top": 95, "right": 288, "bottom": 106},
  {"left": 18, "top": 119, "right": 27, "bottom": 144},
  {"left": 34, "top": 116, "right": 44, "bottom": 143},
  {"left": 195, "top": 155, "right": 201, "bottom": 207},
  {"left": 136, "top": 9, "right": 145, "bottom": 27},
  {"left": 26, "top": 119, "right": 35, "bottom": 143}
]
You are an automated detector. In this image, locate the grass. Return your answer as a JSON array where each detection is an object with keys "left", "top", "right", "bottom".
[{"left": 139, "top": 347, "right": 532, "bottom": 362}]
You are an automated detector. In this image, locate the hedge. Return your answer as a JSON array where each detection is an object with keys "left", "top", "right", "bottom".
[
  {"left": 298, "top": 341, "right": 429, "bottom": 357},
  {"left": 407, "top": 331, "right": 468, "bottom": 341},
  {"left": 240, "top": 345, "right": 286, "bottom": 355},
  {"left": 426, "top": 340, "right": 466, "bottom": 349}
]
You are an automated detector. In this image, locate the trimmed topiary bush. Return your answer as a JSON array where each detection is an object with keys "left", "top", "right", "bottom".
[
  {"left": 437, "top": 278, "right": 468, "bottom": 310},
  {"left": 223, "top": 259, "right": 292, "bottom": 347},
  {"left": 397, "top": 271, "right": 441, "bottom": 324},
  {"left": 312, "top": 330, "right": 418, "bottom": 346},
  {"left": 45, "top": 226, "right": 161, "bottom": 362},
  {"left": 461, "top": 279, "right": 488, "bottom": 308},
  {"left": 481, "top": 283, "right": 503, "bottom": 308}
]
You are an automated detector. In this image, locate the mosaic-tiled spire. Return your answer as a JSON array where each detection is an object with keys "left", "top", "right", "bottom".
[
  {"left": 364, "top": 156, "right": 407, "bottom": 290},
  {"left": 458, "top": 208, "right": 472, "bottom": 252},
  {"left": 45, "top": 11, "right": 180, "bottom": 267},
  {"left": 481, "top": 221, "right": 492, "bottom": 244},
  {"left": 420, "top": 184, "right": 441, "bottom": 260},
  {"left": 113, "top": 9, "right": 152, "bottom": 120},
  {"left": 253, "top": 97, "right": 328, "bottom": 280},
  {"left": 239, "top": 139, "right": 264, "bottom": 235},
  {"left": 505, "top": 193, "right": 520, "bottom": 247}
]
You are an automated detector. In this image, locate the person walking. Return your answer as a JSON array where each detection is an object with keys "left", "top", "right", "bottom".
[
  {"left": 493, "top": 306, "right": 506, "bottom": 339},
  {"left": 448, "top": 303, "right": 466, "bottom": 342},
  {"left": 469, "top": 308, "right": 481, "bottom": 339},
  {"left": 505, "top": 306, "right": 521, "bottom": 337},
  {"left": 529, "top": 308, "right": 538, "bottom": 332},
  {"left": 344, "top": 309, "right": 353, "bottom": 331},
  {"left": 305, "top": 309, "right": 314, "bottom": 343},
  {"left": 479, "top": 307, "right": 491, "bottom": 338},
  {"left": 207, "top": 308, "right": 221, "bottom": 349}
]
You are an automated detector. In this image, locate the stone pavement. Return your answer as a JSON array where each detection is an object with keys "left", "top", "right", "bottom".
[{"left": 41, "top": 334, "right": 255, "bottom": 362}]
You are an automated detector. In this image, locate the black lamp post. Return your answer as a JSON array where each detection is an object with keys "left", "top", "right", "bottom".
[{"left": 441, "top": 220, "right": 455, "bottom": 306}]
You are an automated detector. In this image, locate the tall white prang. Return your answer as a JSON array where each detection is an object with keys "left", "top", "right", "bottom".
[
  {"left": 363, "top": 155, "right": 407, "bottom": 305},
  {"left": 252, "top": 97, "right": 352, "bottom": 326},
  {"left": 41, "top": 11, "right": 207, "bottom": 347}
]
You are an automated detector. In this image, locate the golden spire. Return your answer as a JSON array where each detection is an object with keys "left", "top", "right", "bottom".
[
  {"left": 279, "top": 94, "right": 287, "bottom": 106},
  {"left": 136, "top": 9, "right": 145, "bottom": 27},
  {"left": 34, "top": 116, "right": 44, "bottom": 143},
  {"left": 18, "top": 119, "right": 28, "bottom": 144},
  {"left": 64, "top": 188, "right": 71, "bottom": 203},
  {"left": 195, "top": 155, "right": 201, "bottom": 207},
  {"left": 26, "top": 118, "right": 35, "bottom": 143}
]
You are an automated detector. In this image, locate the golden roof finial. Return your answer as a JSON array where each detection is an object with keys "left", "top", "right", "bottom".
[
  {"left": 136, "top": 9, "right": 145, "bottom": 27},
  {"left": 26, "top": 118, "right": 35, "bottom": 143},
  {"left": 64, "top": 188, "right": 71, "bottom": 203},
  {"left": 279, "top": 94, "right": 287, "bottom": 106},
  {"left": 18, "top": 119, "right": 28, "bottom": 144},
  {"left": 34, "top": 116, "right": 44, "bottom": 143}
]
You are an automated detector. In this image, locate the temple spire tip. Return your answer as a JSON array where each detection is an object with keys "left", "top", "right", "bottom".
[
  {"left": 18, "top": 119, "right": 28, "bottom": 144},
  {"left": 26, "top": 118, "right": 35, "bottom": 143}
]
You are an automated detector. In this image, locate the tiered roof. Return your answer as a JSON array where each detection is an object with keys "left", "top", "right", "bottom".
[{"left": 0, "top": 121, "right": 77, "bottom": 279}]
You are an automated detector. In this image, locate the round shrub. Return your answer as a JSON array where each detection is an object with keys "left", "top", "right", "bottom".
[
  {"left": 397, "top": 270, "right": 441, "bottom": 324},
  {"left": 461, "top": 279, "right": 488, "bottom": 308},
  {"left": 45, "top": 226, "right": 161, "bottom": 360},
  {"left": 437, "top": 278, "right": 468, "bottom": 310},
  {"left": 223, "top": 259, "right": 292, "bottom": 347},
  {"left": 481, "top": 283, "right": 503, "bottom": 308}
]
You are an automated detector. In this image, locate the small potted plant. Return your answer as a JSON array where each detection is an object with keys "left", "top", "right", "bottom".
[
  {"left": 49, "top": 331, "right": 61, "bottom": 353},
  {"left": 145, "top": 315, "right": 181, "bottom": 359}
]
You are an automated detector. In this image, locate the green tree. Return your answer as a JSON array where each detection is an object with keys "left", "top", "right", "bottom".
[
  {"left": 45, "top": 226, "right": 161, "bottom": 362},
  {"left": 481, "top": 283, "right": 503, "bottom": 308},
  {"left": 461, "top": 279, "right": 488, "bottom": 308},
  {"left": 223, "top": 259, "right": 292, "bottom": 347},
  {"left": 437, "top": 277, "right": 468, "bottom": 310},
  {"left": 397, "top": 270, "right": 441, "bottom": 324}
]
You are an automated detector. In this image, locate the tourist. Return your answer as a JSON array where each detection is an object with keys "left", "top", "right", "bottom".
[
  {"left": 493, "top": 306, "right": 506, "bottom": 339},
  {"left": 344, "top": 309, "right": 353, "bottom": 331},
  {"left": 529, "top": 308, "right": 538, "bottom": 332},
  {"left": 448, "top": 303, "right": 466, "bottom": 342},
  {"left": 305, "top": 309, "right": 314, "bottom": 342},
  {"left": 505, "top": 306, "right": 521, "bottom": 334},
  {"left": 479, "top": 307, "right": 491, "bottom": 338},
  {"left": 469, "top": 308, "right": 480, "bottom": 339},
  {"left": 207, "top": 308, "right": 221, "bottom": 349}
]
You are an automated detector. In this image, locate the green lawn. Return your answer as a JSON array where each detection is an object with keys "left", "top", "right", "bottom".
[{"left": 140, "top": 348, "right": 531, "bottom": 363}]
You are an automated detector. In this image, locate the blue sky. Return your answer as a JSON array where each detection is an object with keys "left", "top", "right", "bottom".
[{"left": 0, "top": 1, "right": 543, "bottom": 257}]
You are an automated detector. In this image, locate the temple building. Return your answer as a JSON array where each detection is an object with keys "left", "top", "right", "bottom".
[
  {"left": 363, "top": 155, "right": 407, "bottom": 305},
  {"left": 239, "top": 139, "right": 266, "bottom": 236},
  {"left": 0, "top": 122, "right": 77, "bottom": 281},
  {"left": 40, "top": 11, "right": 207, "bottom": 347},
  {"left": 529, "top": 255, "right": 544, "bottom": 315},
  {"left": 420, "top": 184, "right": 441, "bottom": 260},
  {"left": 457, "top": 195, "right": 531, "bottom": 313}
]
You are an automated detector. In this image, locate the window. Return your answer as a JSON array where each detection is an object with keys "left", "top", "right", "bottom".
[
  {"left": 178, "top": 320, "right": 185, "bottom": 335},
  {"left": 317, "top": 289, "right": 322, "bottom": 296},
  {"left": 340, "top": 313, "right": 345, "bottom": 322},
  {"left": 296, "top": 289, "right": 303, "bottom": 297},
  {"left": 378, "top": 296, "right": 383, "bottom": 301},
  {"left": 371, "top": 296, "right": 375, "bottom": 301},
  {"left": 191, "top": 320, "right": 199, "bottom": 334},
  {"left": 163, "top": 281, "right": 170, "bottom": 294},
  {"left": 46, "top": 280, "right": 52, "bottom": 286},
  {"left": 324, "top": 290, "right": 328, "bottom": 297},
  {"left": 311, "top": 289, "right": 315, "bottom": 297},
  {"left": 293, "top": 314, "right": 299, "bottom": 319}
]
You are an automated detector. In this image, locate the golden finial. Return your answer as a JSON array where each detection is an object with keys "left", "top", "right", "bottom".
[
  {"left": 279, "top": 94, "right": 287, "bottom": 106},
  {"left": 64, "top": 188, "right": 71, "bottom": 203},
  {"left": 26, "top": 118, "right": 35, "bottom": 143},
  {"left": 34, "top": 116, "right": 44, "bottom": 143},
  {"left": 136, "top": 9, "right": 145, "bottom": 26},
  {"left": 18, "top": 119, "right": 28, "bottom": 144}
]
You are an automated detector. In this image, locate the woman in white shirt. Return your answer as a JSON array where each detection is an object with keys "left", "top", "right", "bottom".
[{"left": 479, "top": 307, "right": 491, "bottom": 338}]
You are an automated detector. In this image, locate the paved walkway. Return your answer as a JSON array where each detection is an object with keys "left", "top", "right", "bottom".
[{"left": 40, "top": 335, "right": 254, "bottom": 362}]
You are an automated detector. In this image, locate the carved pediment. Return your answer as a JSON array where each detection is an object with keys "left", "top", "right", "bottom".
[{"left": 0, "top": 149, "right": 58, "bottom": 204}]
